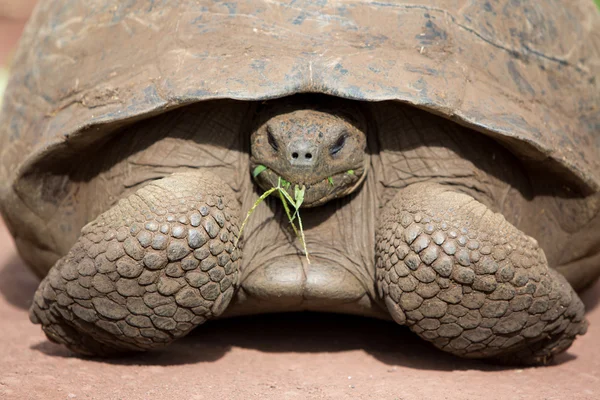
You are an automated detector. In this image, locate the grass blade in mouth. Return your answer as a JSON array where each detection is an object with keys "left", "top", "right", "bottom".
[
  {"left": 236, "top": 176, "right": 311, "bottom": 263},
  {"left": 235, "top": 186, "right": 278, "bottom": 246},
  {"left": 252, "top": 164, "right": 268, "bottom": 178}
]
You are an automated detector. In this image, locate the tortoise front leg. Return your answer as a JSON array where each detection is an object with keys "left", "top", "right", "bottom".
[
  {"left": 29, "top": 172, "right": 241, "bottom": 356},
  {"left": 376, "top": 183, "right": 587, "bottom": 365}
]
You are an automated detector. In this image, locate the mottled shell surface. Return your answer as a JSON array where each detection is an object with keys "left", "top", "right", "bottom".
[{"left": 1, "top": 0, "right": 599, "bottom": 200}]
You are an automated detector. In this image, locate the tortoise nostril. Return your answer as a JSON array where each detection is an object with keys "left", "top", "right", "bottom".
[{"left": 289, "top": 142, "right": 317, "bottom": 165}]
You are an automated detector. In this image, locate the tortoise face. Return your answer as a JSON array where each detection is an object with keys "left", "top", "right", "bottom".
[{"left": 250, "top": 106, "right": 368, "bottom": 207}]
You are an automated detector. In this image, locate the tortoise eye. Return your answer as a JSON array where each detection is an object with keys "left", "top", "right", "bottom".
[
  {"left": 330, "top": 133, "right": 347, "bottom": 155},
  {"left": 267, "top": 127, "right": 279, "bottom": 152}
]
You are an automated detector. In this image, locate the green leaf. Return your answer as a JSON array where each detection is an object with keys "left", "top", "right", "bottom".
[
  {"left": 279, "top": 185, "right": 296, "bottom": 206},
  {"left": 280, "top": 178, "right": 291, "bottom": 189},
  {"left": 328, "top": 176, "right": 334, "bottom": 186},
  {"left": 279, "top": 190, "right": 297, "bottom": 224},
  {"left": 294, "top": 185, "right": 305, "bottom": 209},
  {"left": 252, "top": 164, "right": 268, "bottom": 178},
  {"left": 347, "top": 170, "right": 354, "bottom": 175}
]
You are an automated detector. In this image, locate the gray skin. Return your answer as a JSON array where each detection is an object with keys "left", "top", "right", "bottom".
[{"left": 30, "top": 96, "right": 587, "bottom": 365}]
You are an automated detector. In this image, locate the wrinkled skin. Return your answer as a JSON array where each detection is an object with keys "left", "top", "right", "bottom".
[{"left": 28, "top": 96, "right": 591, "bottom": 365}]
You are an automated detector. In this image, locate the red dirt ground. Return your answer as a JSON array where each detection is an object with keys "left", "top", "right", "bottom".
[{"left": 1, "top": 219, "right": 599, "bottom": 400}]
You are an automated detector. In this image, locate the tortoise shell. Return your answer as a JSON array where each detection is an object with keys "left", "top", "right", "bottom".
[{"left": 1, "top": 0, "right": 599, "bottom": 277}]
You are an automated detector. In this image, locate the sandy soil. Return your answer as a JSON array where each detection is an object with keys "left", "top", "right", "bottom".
[{"left": 1, "top": 219, "right": 599, "bottom": 400}]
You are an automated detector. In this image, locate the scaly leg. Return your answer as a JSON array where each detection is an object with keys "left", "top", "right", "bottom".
[
  {"left": 30, "top": 172, "right": 241, "bottom": 356},
  {"left": 376, "top": 183, "right": 587, "bottom": 365}
]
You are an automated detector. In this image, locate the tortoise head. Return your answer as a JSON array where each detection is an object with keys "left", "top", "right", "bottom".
[{"left": 250, "top": 98, "right": 368, "bottom": 207}]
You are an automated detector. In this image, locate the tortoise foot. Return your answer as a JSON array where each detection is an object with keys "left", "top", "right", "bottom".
[
  {"left": 29, "top": 172, "right": 241, "bottom": 356},
  {"left": 376, "top": 183, "right": 587, "bottom": 365}
]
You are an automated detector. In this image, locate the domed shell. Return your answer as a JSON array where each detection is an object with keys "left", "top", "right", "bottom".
[{"left": 1, "top": 0, "right": 599, "bottom": 189}]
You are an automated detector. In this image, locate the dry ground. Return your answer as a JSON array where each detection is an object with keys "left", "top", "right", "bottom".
[{"left": 1, "top": 219, "right": 599, "bottom": 400}]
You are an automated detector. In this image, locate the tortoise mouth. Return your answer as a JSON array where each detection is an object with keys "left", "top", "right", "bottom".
[{"left": 250, "top": 163, "right": 367, "bottom": 207}]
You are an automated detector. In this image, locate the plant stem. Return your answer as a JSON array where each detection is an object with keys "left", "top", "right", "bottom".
[
  {"left": 278, "top": 190, "right": 300, "bottom": 238},
  {"left": 236, "top": 178, "right": 310, "bottom": 264},
  {"left": 296, "top": 212, "right": 310, "bottom": 264},
  {"left": 235, "top": 186, "right": 278, "bottom": 246}
]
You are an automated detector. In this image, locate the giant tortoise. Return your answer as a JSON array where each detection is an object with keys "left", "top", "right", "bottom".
[{"left": 1, "top": 0, "right": 599, "bottom": 365}]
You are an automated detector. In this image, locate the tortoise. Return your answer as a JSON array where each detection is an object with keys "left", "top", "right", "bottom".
[{"left": 1, "top": 0, "right": 599, "bottom": 365}]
